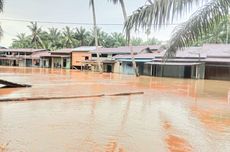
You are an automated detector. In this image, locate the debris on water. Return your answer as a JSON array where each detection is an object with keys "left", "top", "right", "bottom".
[{"left": 0, "top": 79, "right": 31, "bottom": 88}]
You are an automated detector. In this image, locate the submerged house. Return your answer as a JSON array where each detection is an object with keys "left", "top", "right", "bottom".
[
  {"left": 0, "top": 48, "right": 48, "bottom": 67},
  {"left": 145, "top": 44, "right": 230, "bottom": 80},
  {"left": 90, "top": 46, "right": 132, "bottom": 73},
  {"left": 202, "top": 44, "right": 230, "bottom": 80},
  {"left": 40, "top": 49, "right": 72, "bottom": 69},
  {"left": 71, "top": 46, "right": 97, "bottom": 70},
  {"left": 145, "top": 47, "right": 206, "bottom": 79},
  {"left": 114, "top": 45, "right": 161, "bottom": 74}
]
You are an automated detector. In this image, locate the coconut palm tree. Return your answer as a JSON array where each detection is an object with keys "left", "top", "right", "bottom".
[
  {"left": 48, "top": 28, "right": 62, "bottom": 50},
  {"left": 108, "top": 0, "right": 139, "bottom": 76},
  {"left": 62, "top": 26, "right": 77, "bottom": 48},
  {"left": 12, "top": 33, "right": 31, "bottom": 48},
  {"left": 110, "top": 32, "right": 126, "bottom": 47},
  {"left": 0, "top": 0, "right": 3, "bottom": 39},
  {"left": 125, "top": 0, "right": 230, "bottom": 57},
  {"left": 89, "top": 0, "right": 103, "bottom": 73},
  {"left": 27, "top": 22, "right": 45, "bottom": 49},
  {"left": 75, "top": 27, "right": 90, "bottom": 46}
]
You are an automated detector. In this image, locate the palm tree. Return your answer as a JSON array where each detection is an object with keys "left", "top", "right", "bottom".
[
  {"left": 62, "top": 26, "right": 77, "bottom": 48},
  {"left": 111, "top": 32, "right": 126, "bottom": 47},
  {"left": 89, "top": 0, "right": 103, "bottom": 73},
  {"left": 75, "top": 27, "right": 90, "bottom": 46},
  {"left": 108, "top": 0, "right": 139, "bottom": 76},
  {"left": 124, "top": 0, "right": 230, "bottom": 57},
  {"left": 0, "top": 0, "right": 3, "bottom": 39},
  {"left": 12, "top": 33, "right": 31, "bottom": 48},
  {"left": 27, "top": 22, "right": 45, "bottom": 49},
  {"left": 48, "top": 28, "right": 62, "bottom": 50}
]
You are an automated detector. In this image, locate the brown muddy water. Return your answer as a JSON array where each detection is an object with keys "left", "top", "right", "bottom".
[{"left": 0, "top": 66, "right": 230, "bottom": 152}]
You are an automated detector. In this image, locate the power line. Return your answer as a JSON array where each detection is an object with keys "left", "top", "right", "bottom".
[
  {"left": 0, "top": 18, "right": 179, "bottom": 26},
  {"left": 0, "top": 18, "right": 124, "bottom": 26}
]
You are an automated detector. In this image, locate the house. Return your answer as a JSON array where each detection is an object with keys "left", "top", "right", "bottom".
[
  {"left": 0, "top": 48, "right": 48, "bottom": 67},
  {"left": 113, "top": 45, "right": 161, "bottom": 74},
  {"left": 90, "top": 45, "right": 160, "bottom": 73},
  {"left": 71, "top": 46, "right": 97, "bottom": 70},
  {"left": 145, "top": 44, "right": 230, "bottom": 80},
  {"left": 202, "top": 44, "right": 230, "bottom": 80},
  {"left": 40, "top": 48, "right": 72, "bottom": 69},
  {"left": 145, "top": 47, "right": 206, "bottom": 79}
]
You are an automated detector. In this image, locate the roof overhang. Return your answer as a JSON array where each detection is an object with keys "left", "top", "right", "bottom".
[{"left": 145, "top": 62, "right": 202, "bottom": 66}]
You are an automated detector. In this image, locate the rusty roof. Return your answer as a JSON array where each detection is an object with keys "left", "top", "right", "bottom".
[
  {"left": 0, "top": 48, "right": 47, "bottom": 53},
  {"left": 91, "top": 45, "right": 160, "bottom": 54}
]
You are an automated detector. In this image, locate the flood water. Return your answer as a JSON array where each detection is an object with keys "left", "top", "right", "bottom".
[{"left": 0, "top": 66, "right": 230, "bottom": 152}]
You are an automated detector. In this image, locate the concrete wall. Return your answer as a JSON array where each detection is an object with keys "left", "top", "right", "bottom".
[
  {"left": 40, "top": 58, "right": 50, "bottom": 68},
  {"left": 72, "top": 52, "right": 91, "bottom": 67},
  {"left": 114, "top": 62, "right": 122, "bottom": 73}
]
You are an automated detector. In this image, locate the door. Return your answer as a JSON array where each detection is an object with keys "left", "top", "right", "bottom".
[
  {"left": 107, "top": 64, "right": 112, "bottom": 72},
  {"left": 184, "top": 66, "right": 192, "bottom": 78},
  {"left": 63, "top": 58, "right": 67, "bottom": 68}
]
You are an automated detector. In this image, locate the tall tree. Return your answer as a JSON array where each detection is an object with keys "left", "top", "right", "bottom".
[
  {"left": 108, "top": 0, "right": 139, "bottom": 76},
  {"left": 27, "top": 22, "right": 45, "bottom": 49},
  {"left": 75, "top": 27, "right": 90, "bottom": 46},
  {"left": 48, "top": 28, "right": 62, "bottom": 50},
  {"left": 62, "top": 26, "right": 77, "bottom": 48},
  {"left": 125, "top": 0, "right": 230, "bottom": 57},
  {"left": 0, "top": 0, "right": 3, "bottom": 39},
  {"left": 89, "top": 0, "right": 103, "bottom": 73},
  {"left": 12, "top": 33, "right": 31, "bottom": 48}
]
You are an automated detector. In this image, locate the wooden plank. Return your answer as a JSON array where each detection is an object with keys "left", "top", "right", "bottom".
[
  {"left": 0, "top": 79, "right": 31, "bottom": 88},
  {"left": 0, "top": 92, "right": 144, "bottom": 102}
]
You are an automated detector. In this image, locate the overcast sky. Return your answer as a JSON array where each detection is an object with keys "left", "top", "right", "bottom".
[{"left": 0, "top": 0, "right": 181, "bottom": 47}]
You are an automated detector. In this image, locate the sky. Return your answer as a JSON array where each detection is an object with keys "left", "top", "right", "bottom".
[{"left": 0, "top": 0, "right": 182, "bottom": 47}]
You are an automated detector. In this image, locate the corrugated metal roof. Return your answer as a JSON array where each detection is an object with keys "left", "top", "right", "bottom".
[
  {"left": 52, "top": 48, "right": 73, "bottom": 53},
  {"left": 91, "top": 45, "right": 160, "bottom": 54},
  {"left": 0, "top": 48, "right": 47, "bottom": 53},
  {"left": 205, "top": 58, "right": 230, "bottom": 63},
  {"left": 146, "top": 62, "right": 202, "bottom": 66},
  {"left": 118, "top": 59, "right": 153, "bottom": 62},
  {"left": 203, "top": 44, "right": 230, "bottom": 57},
  {"left": 73, "top": 46, "right": 100, "bottom": 51}
]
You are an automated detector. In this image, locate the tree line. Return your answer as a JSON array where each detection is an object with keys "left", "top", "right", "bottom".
[{"left": 11, "top": 22, "right": 161, "bottom": 50}]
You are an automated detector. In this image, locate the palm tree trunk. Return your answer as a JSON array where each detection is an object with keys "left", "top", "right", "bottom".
[
  {"left": 120, "top": 0, "right": 139, "bottom": 77},
  {"left": 226, "top": 16, "right": 229, "bottom": 44},
  {"left": 91, "top": 0, "right": 102, "bottom": 73}
]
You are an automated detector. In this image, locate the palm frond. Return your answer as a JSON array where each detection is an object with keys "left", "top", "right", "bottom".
[
  {"left": 0, "top": 0, "right": 3, "bottom": 12},
  {"left": 107, "top": 0, "right": 120, "bottom": 4},
  {"left": 166, "top": 0, "right": 230, "bottom": 57},
  {"left": 125, "top": 0, "right": 201, "bottom": 31}
]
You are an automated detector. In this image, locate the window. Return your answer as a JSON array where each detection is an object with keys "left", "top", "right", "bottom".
[
  {"left": 85, "top": 56, "right": 89, "bottom": 60},
  {"left": 101, "top": 54, "right": 108, "bottom": 57},
  {"left": 92, "top": 54, "right": 97, "bottom": 57}
]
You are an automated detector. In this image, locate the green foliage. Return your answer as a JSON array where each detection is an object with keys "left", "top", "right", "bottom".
[
  {"left": 11, "top": 23, "right": 161, "bottom": 49},
  {"left": 125, "top": 0, "right": 230, "bottom": 56},
  {"left": 194, "top": 16, "right": 230, "bottom": 46}
]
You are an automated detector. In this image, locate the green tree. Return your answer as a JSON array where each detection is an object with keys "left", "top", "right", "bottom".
[
  {"left": 27, "top": 22, "right": 45, "bottom": 49},
  {"left": 11, "top": 33, "right": 31, "bottom": 48},
  {"left": 110, "top": 32, "right": 126, "bottom": 47},
  {"left": 62, "top": 26, "right": 77, "bottom": 48},
  {"left": 48, "top": 28, "right": 62, "bottom": 50},
  {"left": 75, "top": 27, "right": 90, "bottom": 46},
  {"left": 125, "top": 0, "right": 230, "bottom": 56},
  {"left": 0, "top": 0, "right": 3, "bottom": 39}
]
